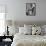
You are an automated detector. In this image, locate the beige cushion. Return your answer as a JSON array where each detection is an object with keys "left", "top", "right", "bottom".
[
  {"left": 32, "top": 26, "right": 41, "bottom": 35},
  {"left": 19, "top": 27, "right": 32, "bottom": 35}
]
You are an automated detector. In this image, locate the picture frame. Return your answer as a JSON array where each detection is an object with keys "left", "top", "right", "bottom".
[{"left": 26, "top": 3, "right": 36, "bottom": 16}]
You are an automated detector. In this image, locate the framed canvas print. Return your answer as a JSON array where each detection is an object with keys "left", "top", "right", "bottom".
[{"left": 26, "top": 3, "right": 36, "bottom": 16}]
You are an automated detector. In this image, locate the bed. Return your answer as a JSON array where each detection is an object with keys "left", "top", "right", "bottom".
[
  {"left": 11, "top": 33, "right": 46, "bottom": 46},
  {"left": 11, "top": 21, "right": 46, "bottom": 46}
]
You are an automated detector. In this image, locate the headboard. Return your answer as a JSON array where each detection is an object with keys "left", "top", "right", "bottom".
[
  {"left": 6, "top": 20, "right": 46, "bottom": 27},
  {"left": 15, "top": 21, "right": 46, "bottom": 27}
]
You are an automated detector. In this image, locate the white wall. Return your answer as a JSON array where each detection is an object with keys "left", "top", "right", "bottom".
[{"left": 0, "top": 0, "right": 46, "bottom": 22}]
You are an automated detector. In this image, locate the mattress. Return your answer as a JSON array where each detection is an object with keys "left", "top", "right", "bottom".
[{"left": 11, "top": 33, "right": 46, "bottom": 46}]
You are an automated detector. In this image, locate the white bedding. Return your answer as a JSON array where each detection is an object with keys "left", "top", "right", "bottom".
[{"left": 11, "top": 33, "right": 46, "bottom": 46}]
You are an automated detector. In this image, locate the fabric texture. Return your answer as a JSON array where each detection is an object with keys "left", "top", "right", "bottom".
[
  {"left": 19, "top": 27, "right": 25, "bottom": 34},
  {"left": 24, "top": 24, "right": 32, "bottom": 34},
  {"left": 11, "top": 34, "right": 46, "bottom": 46},
  {"left": 8, "top": 26, "right": 19, "bottom": 36},
  {"left": 19, "top": 27, "right": 32, "bottom": 35},
  {"left": 32, "top": 26, "right": 41, "bottom": 35},
  {"left": 41, "top": 25, "right": 46, "bottom": 35}
]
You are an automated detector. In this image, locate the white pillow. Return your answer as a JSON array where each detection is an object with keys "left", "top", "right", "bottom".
[
  {"left": 24, "top": 24, "right": 32, "bottom": 29},
  {"left": 42, "top": 25, "right": 46, "bottom": 34},
  {"left": 24, "top": 27, "right": 32, "bottom": 35},
  {"left": 24, "top": 24, "right": 32, "bottom": 35},
  {"left": 32, "top": 26, "right": 41, "bottom": 35},
  {"left": 41, "top": 25, "right": 45, "bottom": 35},
  {"left": 19, "top": 27, "right": 32, "bottom": 35},
  {"left": 19, "top": 27, "right": 25, "bottom": 34},
  {"left": 8, "top": 26, "right": 19, "bottom": 36}
]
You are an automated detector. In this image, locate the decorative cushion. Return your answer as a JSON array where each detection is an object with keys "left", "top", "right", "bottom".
[
  {"left": 32, "top": 26, "right": 41, "bottom": 35},
  {"left": 8, "top": 26, "right": 19, "bottom": 36},
  {"left": 42, "top": 25, "right": 46, "bottom": 35},
  {"left": 24, "top": 27, "right": 32, "bottom": 35},
  {"left": 19, "top": 27, "right": 25, "bottom": 34},
  {"left": 19, "top": 27, "right": 32, "bottom": 35},
  {"left": 24, "top": 24, "right": 32, "bottom": 35},
  {"left": 42, "top": 25, "right": 46, "bottom": 33}
]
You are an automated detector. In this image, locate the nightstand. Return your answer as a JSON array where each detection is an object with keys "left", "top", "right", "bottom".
[{"left": 0, "top": 36, "right": 13, "bottom": 46}]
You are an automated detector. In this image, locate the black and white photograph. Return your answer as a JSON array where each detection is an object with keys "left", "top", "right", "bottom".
[{"left": 26, "top": 3, "right": 36, "bottom": 16}]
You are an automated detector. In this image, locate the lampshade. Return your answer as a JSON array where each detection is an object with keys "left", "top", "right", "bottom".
[{"left": 5, "top": 20, "right": 12, "bottom": 26}]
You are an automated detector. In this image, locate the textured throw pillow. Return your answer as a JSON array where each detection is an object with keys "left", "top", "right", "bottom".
[
  {"left": 19, "top": 27, "right": 25, "bottom": 34},
  {"left": 32, "top": 26, "right": 41, "bottom": 35},
  {"left": 19, "top": 27, "right": 32, "bottom": 35},
  {"left": 8, "top": 26, "right": 19, "bottom": 36},
  {"left": 24, "top": 27, "right": 32, "bottom": 35},
  {"left": 24, "top": 24, "right": 32, "bottom": 35},
  {"left": 32, "top": 27, "right": 36, "bottom": 35},
  {"left": 40, "top": 26, "right": 45, "bottom": 35},
  {"left": 42, "top": 25, "right": 46, "bottom": 35}
]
